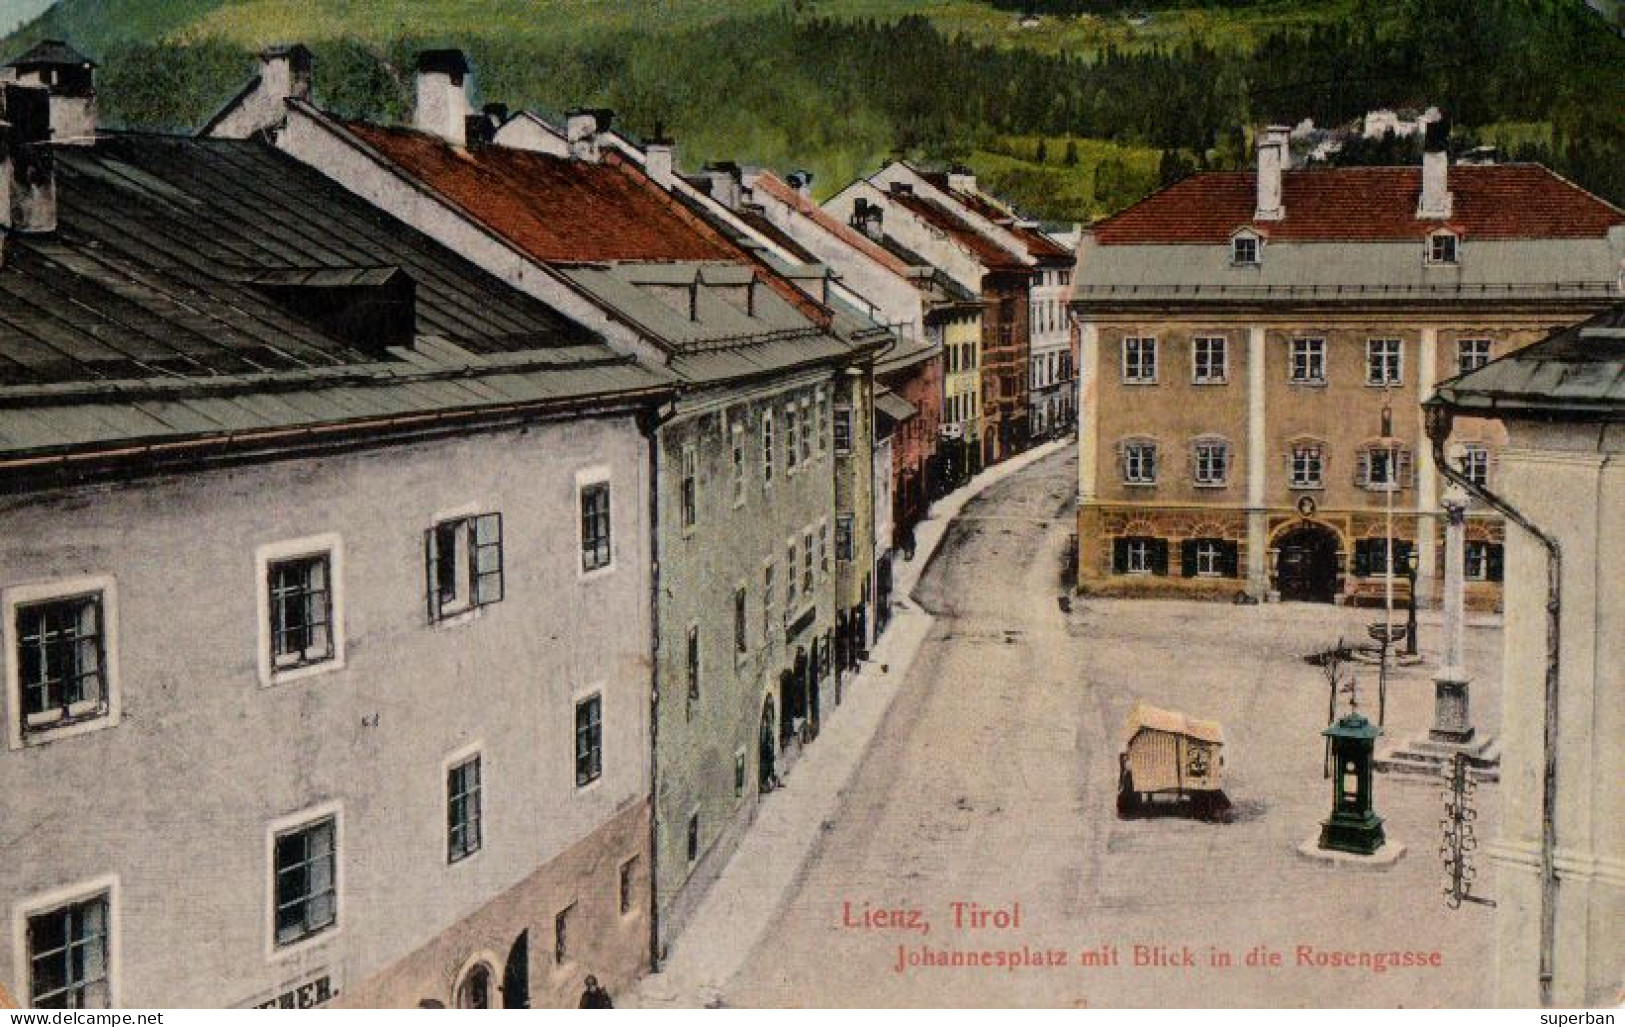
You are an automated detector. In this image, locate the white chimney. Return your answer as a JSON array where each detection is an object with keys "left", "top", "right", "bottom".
[
  {"left": 789, "top": 169, "right": 813, "bottom": 201},
  {"left": 1254, "top": 124, "right": 1289, "bottom": 221},
  {"left": 566, "top": 108, "right": 611, "bottom": 163},
  {"left": 1417, "top": 119, "right": 1453, "bottom": 219},
  {"left": 947, "top": 165, "right": 976, "bottom": 194},
  {"left": 4, "top": 39, "right": 97, "bottom": 145},
  {"left": 414, "top": 49, "right": 470, "bottom": 146},
  {"left": 260, "top": 44, "right": 312, "bottom": 107},
  {"left": 702, "top": 162, "right": 741, "bottom": 210},
  {"left": 645, "top": 135, "right": 674, "bottom": 187},
  {"left": 1, "top": 84, "right": 57, "bottom": 233}
]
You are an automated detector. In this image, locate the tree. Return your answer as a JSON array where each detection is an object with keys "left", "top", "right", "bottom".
[
  {"left": 1034, "top": 137, "right": 1049, "bottom": 163},
  {"left": 1063, "top": 139, "right": 1079, "bottom": 166}
]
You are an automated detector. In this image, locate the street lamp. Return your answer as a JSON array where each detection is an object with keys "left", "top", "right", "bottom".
[{"left": 1404, "top": 545, "right": 1420, "bottom": 657}]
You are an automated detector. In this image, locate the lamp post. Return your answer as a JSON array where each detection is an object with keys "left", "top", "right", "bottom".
[{"left": 1404, "top": 545, "right": 1420, "bottom": 657}]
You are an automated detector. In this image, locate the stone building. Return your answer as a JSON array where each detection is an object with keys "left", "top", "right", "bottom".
[
  {"left": 1073, "top": 125, "right": 1625, "bottom": 606},
  {"left": 252, "top": 52, "right": 883, "bottom": 957},
  {"left": 1428, "top": 306, "right": 1624, "bottom": 1006},
  {"left": 0, "top": 73, "right": 671, "bottom": 1009},
  {"left": 826, "top": 165, "right": 1037, "bottom": 466}
]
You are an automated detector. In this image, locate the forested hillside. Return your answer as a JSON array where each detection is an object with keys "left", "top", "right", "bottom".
[{"left": 4, "top": 0, "right": 1621, "bottom": 221}]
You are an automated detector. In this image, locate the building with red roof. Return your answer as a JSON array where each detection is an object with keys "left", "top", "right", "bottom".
[{"left": 1072, "top": 123, "right": 1625, "bottom": 609}]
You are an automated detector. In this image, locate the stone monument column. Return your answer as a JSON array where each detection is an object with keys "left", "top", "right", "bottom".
[{"left": 1430, "top": 497, "right": 1474, "bottom": 743}]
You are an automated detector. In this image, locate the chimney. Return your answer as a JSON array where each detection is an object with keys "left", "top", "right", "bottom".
[
  {"left": 645, "top": 123, "right": 675, "bottom": 188},
  {"left": 1254, "top": 124, "right": 1289, "bottom": 221},
  {"left": 414, "top": 49, "right": 470, "bottom": 146},
  {"left": 566, "top": 108, "right": 611, "bottom": 162},
  {"left": 850, "top": 196, "right": 884, "bottom": 241},
  {"left": 463, "top": 103, "right": 506, "bottom": 148},
  {"left": 947, "top": 163, "right": 976, "bottom": 194},
  {"left": 1, "top": 84, "right": 57, "bottom": 233},
  {"left": 1417, "top": 118, "right": 1453, "bottom": 219},
  {"left": 259, "top": 44, "right": 312, "bottom": 107},
  {"left": 788, "top": 169, "right": 813, "bottom": 201},
  {"left": 4, "top": 39, "right": 97, "bottom": 145},
  {"left": 701, "top": 161, "right": 741, "bottom": 210}
]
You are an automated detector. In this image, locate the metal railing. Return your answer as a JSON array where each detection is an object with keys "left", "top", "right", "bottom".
[{"left": 1069, "top": 280, "right": 1620, "bottom": 301}]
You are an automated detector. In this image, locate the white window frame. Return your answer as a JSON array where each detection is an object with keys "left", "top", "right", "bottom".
[
  {"left": 730, "top": 417, "right": 747, "bottom": 509},
  {"left": 785, "top": 405, "right": 800, "bottom": 474},
  {"left": 1125, "top": 538, "right": 1153, "bottom": 575},
  {"left": 833, "top": 404, "right": 853, "bottom": 455},
  {"left": 576, "top": 466, "right": 615, "bottom": 579},
  {"left": 1191, "top": 336, "right": 1227, "bottom": 384},
  {"left": 1362, "top": 446, "right": 1407, "bottom": 492},
  {"left": 1192, "top": 438, "right": 1229, "bottom": 488},
  {"left": 1459, "top": 443, "right": 1490, "bottom": 488},
  {"left": 265, "top": 801, "right": 343, "bottom": 960},
  {"left": 573, "top": 684, "right": 605, "bottom": 793},
  {"left": 816, "top": 389, "right": 828, "bottom": 459},
  {"left": 256, "top": 534, "right": 344, "bottom": 689},
  {"left": 1464, "top": 541, "right": 1492, "bottom": 582},
  {"left": 13, "top": 874, "right": 120, "bottom": 1009},
  {"left": 1121, "top": 336, "right": 1157, "bottom": 384},
  {"left": 1365, "top": 339, "right": 1404, "bottom": 387},
  {"left": 443, "top": 742, "right": 484, "bottom": 865},
  {"left": 680, "top": 444, "right": 699, "bottom": 532},
  {"left": 799, "top": 398, "right": 813, "bottom": 464},
  {"left": 1195, "top": 540, "right": 1225, "bottom": 578},
  {"left": 4, "top": 575, "right": 121, "bottom": 750},
  {"left": 1231, "top": 233, "right": 1261, "bottom": 266},
  {"left": 1290, "top": 441, "right": 1325, "bottom": 490},
  {"left": 762, "top": 559, "right": 776, "bottom": 646},
  {"left": 1122, "top": 440, "right": 1158, "bottom": 486},
  {"left": 761, "top": 411, "right": 775, "bottom": 485},
  {"left": 1290, "top": 338, "right": 1326, "bottom": 385},
  {"left": 1457, "top": 338, "right": 1492, "bottom": 376}
]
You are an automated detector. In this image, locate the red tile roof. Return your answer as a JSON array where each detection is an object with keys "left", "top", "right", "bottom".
[
  {"left": 753, "top": 171, "right": 916, "bottom": 277},
  {"left": 885, "top": 188, "right": 1030, "bottom": 271},
  {"left": 1093, "top": 164, "right": 1625, "bottom": 245},
  {"left": 342, "top": 120, "right": 830, "bottom": 325},
  {"left": 348, "top": 120, "right": 739, "bottom": 262}
]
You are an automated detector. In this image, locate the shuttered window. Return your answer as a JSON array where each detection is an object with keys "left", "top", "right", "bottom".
[
  {"left": 1181, "top": 539, "right": 1238, "bottom": 578},
  {"left": 1113, "top": 536, "right": 1168, "bottom": 576}
]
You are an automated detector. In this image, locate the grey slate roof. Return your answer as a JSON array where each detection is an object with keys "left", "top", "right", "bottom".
[
  {"left": 1431, "top": 305, "right": 1625, "bottom": 419},
  {"left": 0, "top": 134, "right": 673, "bottom": 465}
]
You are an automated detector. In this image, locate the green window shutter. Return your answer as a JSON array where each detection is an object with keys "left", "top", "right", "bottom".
[
  {"left": 1487, "top": 543, "right": 1505, "bottom": 582},
  {"left": 424, "top": 527, "right": 441, "bottom": 621},
  {"left": 1221, "top": 541, "right": 1239, "bottom": 578},
  {"left": 1353, "top": 540, "right": 1372, "bottom": 577},
  {"left": 1112, "top": 538, "right": 1129, "bottom": 574},
  {"left": 1181, "top": 540, "right": 1198, "bottom": 578},
  {"left": 474, "top": 513, "right": 504, "bottom": 606},
  {"left": 1151, "top": 538, "right": 1170, "bottom": 576}
]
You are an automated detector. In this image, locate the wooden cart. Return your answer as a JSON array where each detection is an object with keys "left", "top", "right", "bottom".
[{"left": 1117, "top": 701, "right": 1230, "bottom": 820}]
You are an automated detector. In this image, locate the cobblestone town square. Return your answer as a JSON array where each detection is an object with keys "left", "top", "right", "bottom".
[{"left": 712, "top": 448, "right": 1502, "bottom": 1007}]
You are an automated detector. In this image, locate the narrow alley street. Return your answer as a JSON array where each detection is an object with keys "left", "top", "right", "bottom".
[{"left": 711, "top": 446, "right": 1500, "bottom": 1007}]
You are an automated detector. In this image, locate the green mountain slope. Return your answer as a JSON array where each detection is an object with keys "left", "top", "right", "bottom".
[{"left": 4, "top": 0, "right": 1622, "bottom": 221}]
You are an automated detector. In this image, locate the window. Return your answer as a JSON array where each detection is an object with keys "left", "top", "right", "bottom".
[
  {"left": 269, "top": 554, "right": 333, "bottom": 670},
  {"left": 580, "top": 482, "right": 612, "bottom": 572},
  {"left": 1182, "top": 538, "right": 1238, "bottom": 578},
  {"left": 1359, "top": 445, "right": 1412, "bottom": 491},
  {"left": 834, "top": 405, "right": 853, "bottom": 454},
  {"left": 785, "top": 407, "right": 799, "bottom": 472},
  {"left": 1231, "top": 234, "right": 1260, "bottom": 266},
  {"left": 730, "top": 419, "right": 747, "bottom": 508},
  {"left": 817, "top": 391, "right": 828, "bottom": 458},
  {"left": 1459, "top": 444, "right": 1489, "bottom": 488},
  {"left": 785, "top": 543, "right": 798, "bottom": 609},
  {"left": 1193, "top": 439, "right": 1229, "bottom": 487},
  {"left": 447, "top": 754, "right": 482, "bottom": 862},
  {"left": 802, "top": 532, "right": 815, "bottom": 595},
  {"left": 1192, "top": 337, "right": 1227, "bottom": 384},
  {"left": 1291, "top": 338, "right": 1326, "bottom": 384},
  {"left": 800, "top": 402, "right": 813, "bottom": 463},
  {"left": 1122, "top": 337, "right": 1157, "bottom": 383},
  {"left": 1290, "top": 442, "right": 1325, "bottom": 489},
  {"left": 686, "top": 814, "right": 699, "bottom": 863},
  {"left": 761, "top": 412, "right": 775, "bottom": 483},
  {"left": 1353, "top": 538, "right": 1414, "bottom": 578},
  {"left": 14, "top": 591, "right": 106, "bottom": 738},
  {"left": 1366, "top": 339, "right": 1403, "bottom": 386},
  {"left": 554, "top": 906, "right": 571, "bottom": 965},
  {"left": 680, "top": 446, "right": 698, "bottom": 530},
  {"left": 619, "top": 857, "right": 638, "bottom": 915},
  {"left": 762, "top": 563, "right": 776, "bottom": 644},
  {"left": 575, "top": 694, "right": 602, "bottom": 787},
  {"left": 1428, "top": 232, "right": 1458, "bottom": 264},
  {"left": 835, "top": 516, "right": 854, "bottom": 563},
  {"left": 819, "top": 523, "right": 830, "bottom": 575},
  {"left": 734, "top": 751, "right": 746, "bottom": 797},
  {"left": 26, "top": 892, "right": 110, "bottom": 1008},
  {"left": 274, "top": 815, "right": 337, "bottom": 948},
  {"left": 1464, "top": 541, "right": 1504, "bottom": 582},
  {"left": 1112, "top": 536, "right": 1167, "bottom": 576},
  {"left": 685, "top": 626, "right": 700, "bottom": 714},
  {"left": 1122, "top": 440, "right": 1158, "bottom": 485},
  {"left": 1457, "top": 339, "right": 1491, "bottom": 376},
  {"left": 427, "top": 514, "right": 503, "bottom": 619}
]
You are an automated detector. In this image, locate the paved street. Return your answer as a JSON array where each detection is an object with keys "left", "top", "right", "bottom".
[{"left": 719, "top": 446, "right": 1502, "bottom": 1007}]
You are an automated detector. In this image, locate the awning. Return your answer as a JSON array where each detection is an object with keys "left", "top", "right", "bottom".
[{"left": 874, "top": 388, "right": 918, "bottom": 425}]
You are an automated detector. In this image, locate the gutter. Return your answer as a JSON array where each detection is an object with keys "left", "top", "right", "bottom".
[
  {"left": 642, "top": 398, "right": 672, "bottom": 975},
  {"left": 1425, "top": 400, "right": 1562, "bottom": 1005}
]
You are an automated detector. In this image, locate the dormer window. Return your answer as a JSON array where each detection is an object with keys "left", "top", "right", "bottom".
[
  {"left": 1427, "top": 231, "right": 1459, "bottom": 265},
  {"left": 1231, "top": 232, "right": 1261, "bottom": 267}
]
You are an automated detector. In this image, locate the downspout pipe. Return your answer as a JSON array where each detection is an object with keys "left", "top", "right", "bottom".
[
  {"left": 641, "top": 397, "right": 677, "bottom": 975},
  {"left": 1425, "top": 401, "right": 1561, "bottom": 1006}
]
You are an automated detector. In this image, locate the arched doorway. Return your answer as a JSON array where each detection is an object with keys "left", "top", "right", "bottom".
[
  {"left": 501, "top": 931, "right": 529, "bottom": 1009},
  {"left": 1276, "top": 523, "right": 1341, "bottom": 603},
  {"left": 455, "top": 961, "right": 496, "bottom": 1009},
  {"left": 758, "top": 695, "right": 777, "bottom": 792}
]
